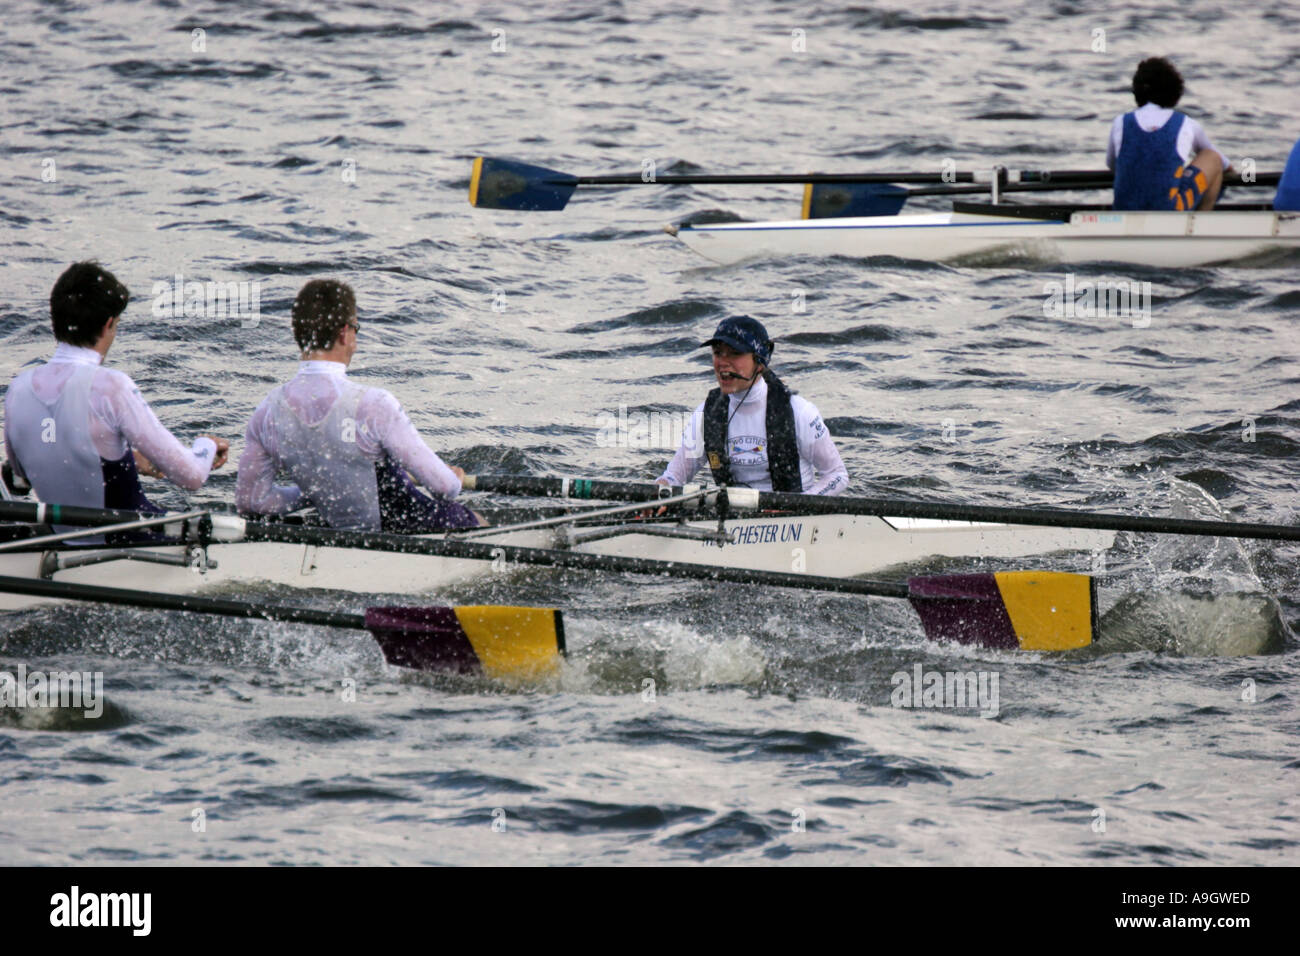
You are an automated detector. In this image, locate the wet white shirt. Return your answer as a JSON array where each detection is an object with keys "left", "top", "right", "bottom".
[
  {"left": 236, "top": 361, "right": 462, "bottom": 515},
  {"left": 657, "top": 375, "right": 848, "bottom": 495},
  {"left": 3, "top": 343, "right": 216, "bottom": 490}
]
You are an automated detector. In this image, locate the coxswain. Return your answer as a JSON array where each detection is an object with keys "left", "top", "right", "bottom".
[
  {"left": 656, "top": 315, "right": 848, "bottom": 495},
  {"left": 235, "top": 279, "right": 483, "bottom": 531},
  {"left": 1106, "top": 57, "right": 1231, "bottom": 211},
  {"left": 3, "top": 261, "right": 228, "bottom": 511}
]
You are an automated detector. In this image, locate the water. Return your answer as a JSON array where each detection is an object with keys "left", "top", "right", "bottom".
[{"left": 1, "top": 0, "right": 1298, "bottom": 865}]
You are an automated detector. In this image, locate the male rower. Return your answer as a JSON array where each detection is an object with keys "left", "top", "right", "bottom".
[
  {"left": 235, "top": 278, "right": 483, "bottom": 531},
  {"left": 3, "top": 261, "right": 229, "bottom": 511},
  {"left": 1106, "top": 57, "right": 1231, "bottom": 211},
  {"left": 656, "top": 316, "right": 848, "bottom": 495}
]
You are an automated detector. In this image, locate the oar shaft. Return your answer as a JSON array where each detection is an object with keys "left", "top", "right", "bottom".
[
  {"left": 0, "top": 510, "right": 206, "bottom": 553},
  {"left": 240, "top": 522, "right": 910, "bottom": 598},
  {"left": 0, "top": 500, "right": 154, "bottom": 528},
  {"left": 465, "top": 474, "right": 689, "bottom": 502},
  {"left": 465, "top": 475, "right": 1300, "bottom": 542},
  {"left": 752, "top": 492, "right": 1300, "bottom": 542},
  {"left": 568, "top": 170, "right": 1279, "bottom": 188},
  {"left": 0, "top": 575, "right": 366, "bottom": 629},
  {"left": 575, "top": 172, "right": 980, "bottom": 185}
]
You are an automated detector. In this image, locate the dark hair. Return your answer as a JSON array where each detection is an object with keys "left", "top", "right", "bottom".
[
  {"left": 292, "top": 279, "right": 356, "bottom": 352},
  {"left": 50, "top": 261, "right": 130, "bottom": 347},
  {"left": 1132, "top": 57, "right": 1184, "bottom": 108}
]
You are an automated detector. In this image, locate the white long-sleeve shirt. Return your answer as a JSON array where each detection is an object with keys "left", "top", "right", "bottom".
[
  {"left": 3, "top": 343, "right": 216, "bottom": 491},
  {"left": 236, "top": 361, "right": 462, "bottom": 516},
  {"left": 657, "top": 376, "right": 848, "bottom": 495},
  {"left": 1106, "top": 103, "right": 1230, "bottom": 170}
]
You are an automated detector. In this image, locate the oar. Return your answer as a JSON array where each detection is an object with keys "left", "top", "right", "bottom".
[
  {"left": 801, "top": 179, "right": 1118, "bottom": 218},
  {"left": 0, "top": 499, "right": 1097, "bottom": 649},
  {"left": 0, "top": 575, "right": 565, "bottom": 682},
  {"left": 467, "top": 157, "right": 1282, "bottom": 212},
  {"left": 463, "top": 474, "right": 1300, "bottom": 543}
]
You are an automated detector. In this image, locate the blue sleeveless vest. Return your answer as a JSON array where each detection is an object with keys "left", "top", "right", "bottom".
[
  {"left": 1113, "top": 111, "right": 1186, "bottom": 211},
  {"left": 1274, "top": 137, "right": 1300, "bottom": 211}
]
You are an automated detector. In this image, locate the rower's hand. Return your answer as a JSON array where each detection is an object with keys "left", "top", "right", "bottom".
[
  {"left": 204, "top": 436, "right": 230, "bottom": 469},
  {"left": 639, "top": 479, "right": 671, "bottom": 518},
  {"left": 133, "top": 449, "right": 165, "bottom": 479},
  {"left": 450, "top": 465, "right": 467, "bottom": 482}
]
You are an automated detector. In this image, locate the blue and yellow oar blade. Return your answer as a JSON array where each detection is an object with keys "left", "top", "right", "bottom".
[
  {"left": 803, "top": 182, "right": 909, "bottom": 219},
  {"left": 365, "top": 605, "right": 566, "bottom": 681},
  {"left": 468, "top": 157, "right": 579, "bottom": 211},
  {"left": 907, "top": 572, "right": 1096, "bottom": 650}
]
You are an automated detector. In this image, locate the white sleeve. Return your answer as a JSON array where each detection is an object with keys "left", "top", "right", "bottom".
[
  {"left": 235, "top": 399, "right": 303, "bottom": 515},
  {"left": 1182, "top": 116, "right": 1230, "bottom": 170},
  {"left": 366, "top": 390, "right": 462, "bottom": 498},
  {"left": 3, "top": 411, "right": 27, "bottom": 484},
  {"left": 658, "top": 404, "right": 706, "bottom": 485},
  {"left": 1106, "top": 115, "right": 1124, "bottom": 170},
  {"left": 793, "top": 397, "right": 848, "bottom": 496},
  {"left": 97, "top": 371, "right": 215, "bottom": 491}
]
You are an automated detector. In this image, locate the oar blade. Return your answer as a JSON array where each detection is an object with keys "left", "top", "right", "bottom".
[
  {"left": 907, "top": 571, "right": 1095, "bottom": 650},
  {"left": 365, "top": 605, "right": 566, "bottom": 680},
  {"left": 803, "top": 182, "right": 909, "bottom": 219},
  {"left": 468, "top": 157, "right": 578, "bottom": 211}
]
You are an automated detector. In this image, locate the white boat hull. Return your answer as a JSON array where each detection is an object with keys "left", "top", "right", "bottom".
[
  {"left": 675, "top": 209, "right": 1300, "bottom": 267},
  {"left": 0, "top": 512, "right": 1115, "bottom": 612}
]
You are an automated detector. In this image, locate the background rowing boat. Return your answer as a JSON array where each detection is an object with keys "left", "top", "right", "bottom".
[{"left": 0, "top": 0, "right": 1297, "bottom": 867}]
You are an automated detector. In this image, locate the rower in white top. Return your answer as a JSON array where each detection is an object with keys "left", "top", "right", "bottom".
[
  {"left": 235, "top": 279, "right": 484, "bottom": 531},
  {"left": 3, "top": 261, "right": 229, "bottom": 513},
  {"left": 657, "top": 315, "right": 848, "bottom": 496}
]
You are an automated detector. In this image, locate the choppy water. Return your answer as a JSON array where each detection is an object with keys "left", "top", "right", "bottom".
[{"left": 1, "top": 0, "right": 1298, "bottom": 865}]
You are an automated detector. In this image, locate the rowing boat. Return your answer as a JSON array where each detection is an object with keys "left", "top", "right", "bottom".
[
  {"left": 0, "top": 492, "right": 1114, "bottom": 613},
  {"left": 5, "top": 479, "right": 1295, "bottom": 662},
  {"left": 670, "top": 203, "right": 1300, "bottom": 267}
]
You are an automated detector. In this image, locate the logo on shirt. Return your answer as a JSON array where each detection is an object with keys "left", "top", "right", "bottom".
[{"left": 727, "top": 435, "right": 767, "bottom": 464}]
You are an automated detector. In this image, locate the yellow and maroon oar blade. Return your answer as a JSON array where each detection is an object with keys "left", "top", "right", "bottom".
[
  {"left": 364, "top": 606, "right": 566, "bottom": 680},
  {"left": 907, "top": 572, "right": 1096, "bottom": 650}
]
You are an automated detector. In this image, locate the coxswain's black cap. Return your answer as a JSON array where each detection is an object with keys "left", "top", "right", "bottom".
[{"left": 701, "top": 315, "right": 773, "bottom": 365}]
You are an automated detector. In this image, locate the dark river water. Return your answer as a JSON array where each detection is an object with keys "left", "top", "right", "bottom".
[{"left": 1, "top": 0, "right": 1298, "bottom": 865}]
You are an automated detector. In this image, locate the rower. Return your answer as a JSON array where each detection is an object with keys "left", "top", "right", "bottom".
[
  {"left": 3, "top": 261, "right": 228, "bottom": 512},
  {"left": 235, "top": 279, "right": 483, "bottom": 531},
  {"left": 1274, "top": 135, "right": 1300, "bottom": 211},
  {"left": 656, "top": 316, "right": 848, "bottom": 496},
  {"left": 1106, "top": 57, "right": 1231, "bottom": 211}
]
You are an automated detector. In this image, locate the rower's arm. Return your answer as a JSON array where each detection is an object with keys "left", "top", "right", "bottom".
[
  {"left": 3, "top": 423, "right": 27, "bottom": 483},
  {"left": 657, "top": 405, "right": 705, "bottom": 486},
  {"left": 368, "top": 391, "right": 462, "bottom": 497},
  {"left": 99, "top": 372, "right": 215, "bottom": 491},
  {"left": 234, "top": 403, "right": 303, "bottom": 515},
  {"left": 2, "top": 421, "right": 31, "bottom": 493},
  {"left": 1184, "top": 116, "right": 1231, "bottom": 171},
  {"left": 794, "top": 399, "right": 848, "bottom": 496},
  {"left": 1105, "top": 114, "right": 1123, "bottom": 170}
]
